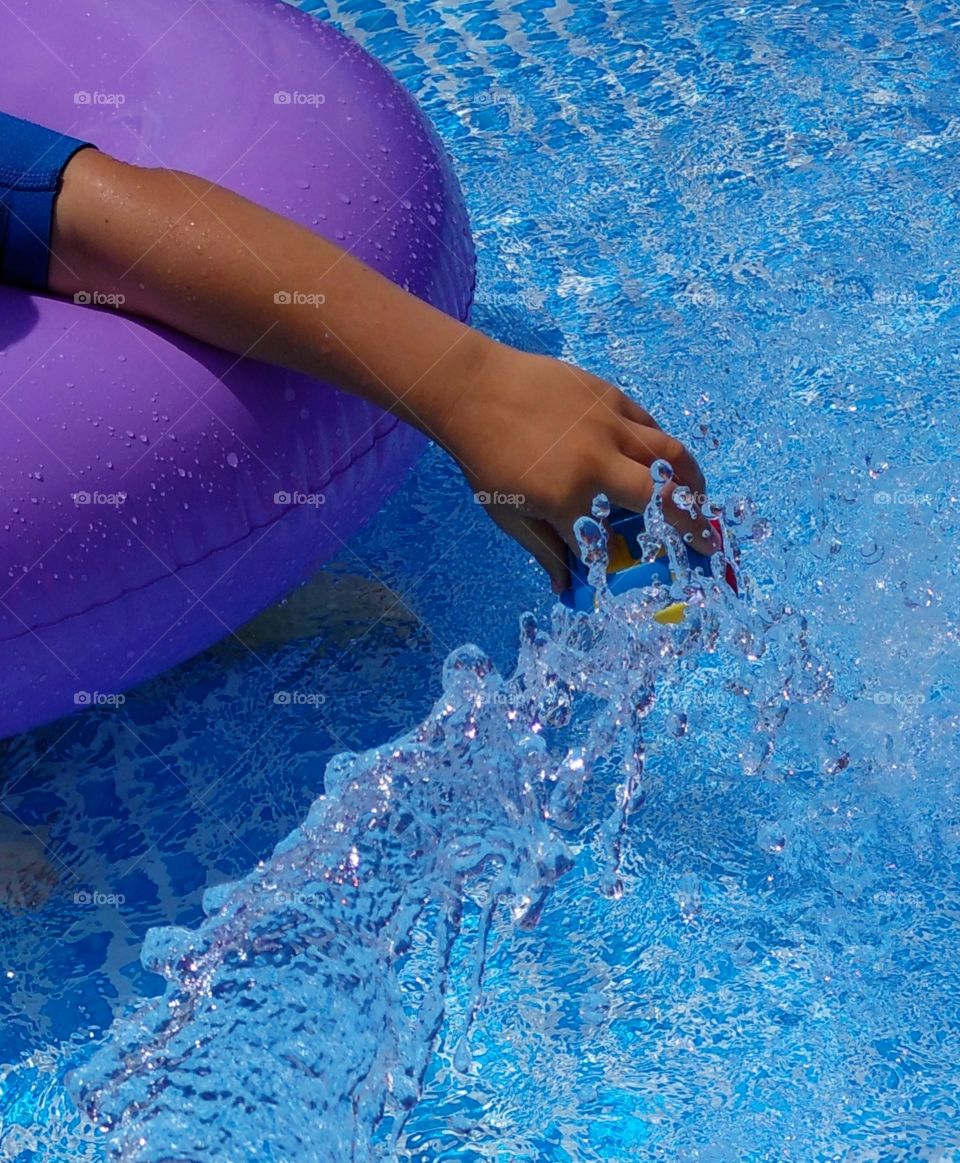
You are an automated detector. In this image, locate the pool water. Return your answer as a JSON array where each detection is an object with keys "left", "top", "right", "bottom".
[{"left": 4, "top": 0, "right": 960, "bottom": 1159}]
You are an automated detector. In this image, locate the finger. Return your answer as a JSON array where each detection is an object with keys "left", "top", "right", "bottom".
[
  {"left": 616, "top": 425, "right": 718, "bottom": 550},
  {"left": 661, "top": 480, "right": 721, "bottom": 554},
  {"left": 620, "top": 422, "right": 706, "bottom": 497},
  {"left": 604, "top": 459, "right": 721, "bottom": 553},
  {"left": 491, "top": 510, "right": 571, "bottom": 593},
  {"left": 619, "top": 396, "right": 662, "bottom": 431}
]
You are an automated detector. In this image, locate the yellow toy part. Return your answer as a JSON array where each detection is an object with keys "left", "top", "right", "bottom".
[{"left": 652, "top": 601, "right": 687, "bottom": 625}]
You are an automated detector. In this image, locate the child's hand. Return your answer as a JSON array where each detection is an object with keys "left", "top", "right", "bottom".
[
  {"left": 435, "top": 346, "right": 720, "bottom": 593},
  {"left": 50, "top": 152, "right": 717, "bottom": 597}
]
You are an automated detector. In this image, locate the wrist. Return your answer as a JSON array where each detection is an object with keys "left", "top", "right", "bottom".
[{"left": 399, "top": 327, "right": 502, "bottom": 446}]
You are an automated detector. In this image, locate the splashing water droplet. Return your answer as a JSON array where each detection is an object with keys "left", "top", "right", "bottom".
[
  {"left": 591, "top": 493, "right": 611, "bottom": 521},
  {"left": 650, "top": 458, "right": 673, "bottom": 486}
]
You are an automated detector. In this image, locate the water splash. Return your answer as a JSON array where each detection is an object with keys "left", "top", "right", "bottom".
[
  {"left": 68, "top": 479, "right": 802, "bottom": 1160},
  {"left": 4, "top": 0, "right": 960, "bottom": 1156}
]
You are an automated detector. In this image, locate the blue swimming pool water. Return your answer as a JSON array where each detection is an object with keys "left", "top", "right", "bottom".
[{"left": 3, "top": 0, "right": 960, "bottom": 1158}]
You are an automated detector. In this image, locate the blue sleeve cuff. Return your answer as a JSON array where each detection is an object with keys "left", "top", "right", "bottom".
[{"left": 0, "top": 111, "right": 96, "bottom": 292}]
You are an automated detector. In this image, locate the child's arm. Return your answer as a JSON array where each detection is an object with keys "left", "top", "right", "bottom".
[{"left": 49, "top": 148, "right": 719, "bottom": 592}]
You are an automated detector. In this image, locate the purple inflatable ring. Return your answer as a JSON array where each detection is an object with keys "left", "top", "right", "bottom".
[{"left": 0, "top": 0, "right": 475, "bottom": 739}]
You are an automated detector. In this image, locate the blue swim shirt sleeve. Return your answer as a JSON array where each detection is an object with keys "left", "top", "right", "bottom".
[{"left": 0, "top": 110, "right": 96, "bottom": 292}]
